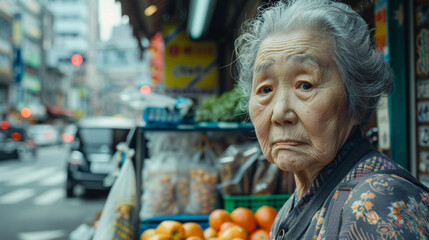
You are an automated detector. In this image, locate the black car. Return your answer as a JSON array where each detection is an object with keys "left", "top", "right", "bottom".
[
  {"left": 0, "top": 123, "right": 37, "bottom": 162},
  {"left": 66, "top": 117, "right": 135, "bottom": 197}
]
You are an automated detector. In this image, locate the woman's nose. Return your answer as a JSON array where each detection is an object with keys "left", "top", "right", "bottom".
[{"left": 271, "top": 96, "right": 298, "bottom": 126}]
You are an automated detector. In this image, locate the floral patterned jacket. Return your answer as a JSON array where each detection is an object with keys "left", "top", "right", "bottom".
[{"left": 271, "top": 135, "right": 429, "bottom": 240}]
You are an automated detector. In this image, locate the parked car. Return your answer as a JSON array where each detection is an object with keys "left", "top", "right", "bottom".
[
  {"left": 0, "top": 124, "right": 37, "bottom": 162},
  {"left": 66, "top": 117, "right": 135, "bottom": 197},
  {"left": 27, "top": 124, "right": 60, "bottom": 146}
]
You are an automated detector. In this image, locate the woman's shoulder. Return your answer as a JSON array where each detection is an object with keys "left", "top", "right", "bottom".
[
  {"left": 346, "top": 172, "right": 429, "bottom": 203},
  {"left": 340, "top": 172, "right": 429, "bottom": 239}
]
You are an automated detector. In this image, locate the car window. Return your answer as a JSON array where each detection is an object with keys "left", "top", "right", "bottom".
[{"left": 78, "top": 128, "right": 130, "bottom": 150}]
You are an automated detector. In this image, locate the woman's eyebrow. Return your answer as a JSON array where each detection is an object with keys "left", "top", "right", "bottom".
[
  {"left": 254, "top": 60, "right": 274, "bottom": 74},
  {"left": 288, "top": 54, "right": 323, "bottom": 68}
]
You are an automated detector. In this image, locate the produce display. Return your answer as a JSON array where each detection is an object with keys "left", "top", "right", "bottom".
[
  {"left": 140, "top": 206, "right": 277, "bottom": 240},
  {"left": 194, "top": 87, "right": 248, "bottom": 123}
]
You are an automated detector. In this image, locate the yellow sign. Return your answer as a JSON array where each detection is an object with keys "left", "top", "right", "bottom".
[{"left": 163, "top": 23, "right": 217, "bottom": 94}]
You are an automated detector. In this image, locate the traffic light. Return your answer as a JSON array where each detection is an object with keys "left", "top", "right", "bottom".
[{"left": 71, "top": 54, "right": 83, "bottom": 66}]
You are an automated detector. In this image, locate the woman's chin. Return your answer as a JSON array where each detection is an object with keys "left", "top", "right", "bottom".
[{"left": 272, "top": 153, "right": 308, "bottom": 173}]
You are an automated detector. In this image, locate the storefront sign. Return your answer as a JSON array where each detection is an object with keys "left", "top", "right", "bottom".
[
  {"left": 376, "top": 96, "right": 390, "bottom": 149},
  {"left": 417, "top": 28, "right": 429, "bottom": 76},
  {"left": 12, "top": 14, "right": 22, "bottom": 47},
  {"left": 418, "top": 101, "right": 429, "bottom": 122},
  {"left": 374, "top": 0, "right": 389, "bottom": 62},
  {"left": 418, "top": 126, "right": 429, "bottom": 146},
  {"left": 417, "top": 79, "right": 429, "bottom": 98},
  {"left": 22, "top": 13, "right": 41, "bottom": 40},
  {"left": 0, "top": 53, "right": 11, "bottom": 76},
  {"left": 21, "top": 72, "right": 40, "bottom": 93},
  {"left": 163, "top": 23, "right": 217, "bottom": 94},
  {"left": 22, "top": 39, "right": 41, "bottom": 68}
]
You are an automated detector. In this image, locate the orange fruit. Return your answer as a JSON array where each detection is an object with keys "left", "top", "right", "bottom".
[
  {"left": 230, "top": 207, "right": 257, "bottom": 233},
  {"left": 148, "top": 234, "right": 170, "bottom": 240},
  {"left": 155, "top": 220, "right": 185, "bottom": 240},
  {"left": 249, "top": 229, "right": 269, "bottom": 240},
  {"left": 218, "top": 221, "right": 237, "bottom": 236},
  {"left": 217, "top": 225, "right": 248, "bottom": 240},
  {"left": 185, "top": 237, "right": 204, "bottom": 240},
  {"left": 140, "top": 229, "right": 156, "bottom": 240},
  {"left": 209, "top": 209, "right": 232, "bottom": 231},
  {"left": 183, "top": 222, "right": 204, "bottom": 239},
  {"left": 254, "top": 206, "right": 278, "bottom": 231},
  {"left": 203, "top": 227, "right": 218, "bottom": 239}
]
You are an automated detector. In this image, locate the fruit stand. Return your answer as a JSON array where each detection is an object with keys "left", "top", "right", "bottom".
[{"left": 134, "top": 121, "right": 293, "bottom": 240}]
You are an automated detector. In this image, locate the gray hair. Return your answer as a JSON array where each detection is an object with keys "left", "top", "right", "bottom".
[{"left": 234, "top": 0, "right": 393, "bottom": 126}]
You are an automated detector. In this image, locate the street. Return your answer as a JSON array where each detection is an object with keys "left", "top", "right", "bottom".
[{"left": 0, "top": 145, "right": 107, "bottom": 240}]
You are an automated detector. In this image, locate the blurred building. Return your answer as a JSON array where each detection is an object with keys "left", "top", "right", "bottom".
[
  {"left": 43, "top": 0, "right": 99, "bottom": 118},
  {"left": 0, "top": 5, "right": 13, "bottom": 120},
  {"left": 0, "top": 0, "right": 47, "bottom": 121},
  {"left": 96, "top": 24, "right": 150, "bottom": 117}
]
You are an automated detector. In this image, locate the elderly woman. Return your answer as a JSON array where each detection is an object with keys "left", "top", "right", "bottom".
[{"left": 235, "top": 0, "right": 429, "bottom": 239}]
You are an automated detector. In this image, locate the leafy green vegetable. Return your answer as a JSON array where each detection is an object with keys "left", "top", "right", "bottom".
[{"left": 194, "top": 87, "right": 248, "bottom": 122}]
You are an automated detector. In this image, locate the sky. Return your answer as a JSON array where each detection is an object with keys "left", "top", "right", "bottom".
[{"left": 98, "top": 0, "right": 127, "bottom": 41}]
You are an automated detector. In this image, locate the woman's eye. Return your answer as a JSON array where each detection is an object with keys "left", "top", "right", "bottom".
[
  {"left": 260, "top": 86, "right": 272, "bottom": 94},
  {"left": 298, "top": 82, "right": 313, "bottom": 91}
]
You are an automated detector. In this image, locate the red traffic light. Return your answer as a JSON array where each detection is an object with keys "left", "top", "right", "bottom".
[{"left": 71, "top": 54, "right": 83, "bottom": 66}]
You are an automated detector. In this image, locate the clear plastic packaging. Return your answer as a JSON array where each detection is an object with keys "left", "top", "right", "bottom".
[
  {"left": 185, "top": 138, "right": 219, "bottom": 214},
  {"left": 217, "top": 142, "right": 261, "bottom": 195}
]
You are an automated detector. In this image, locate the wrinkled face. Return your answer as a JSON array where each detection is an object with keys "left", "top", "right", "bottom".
[{"left": 249, "top": 30, "right": 355, "bottom": 173}]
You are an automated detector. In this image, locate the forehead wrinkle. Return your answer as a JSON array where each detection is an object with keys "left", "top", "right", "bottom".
[
  {"left": 254, "top": 37, "right": 324, "bottom": 75},
  {"left": 287, "top": 54, "right": 323, "bottom": 69}
]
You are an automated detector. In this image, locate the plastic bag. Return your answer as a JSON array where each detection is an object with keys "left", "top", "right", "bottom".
[
  {"left": 217, "top": 142, "right": 261, "bottom": 195},
  {"left": 140, "top": 132, "right": 201, "bottom": 218},
  {"left": 251, "top": 154, "right": 280, "bottom": 195},
  {"left": 185, "top": 139, "right": 219, "bottom": 214},
  {"left": 140, "top": 153, "right": 178, "bottom": 219},
  {"left": 93, "top": 157, "right": 137, "bottom": 240}
]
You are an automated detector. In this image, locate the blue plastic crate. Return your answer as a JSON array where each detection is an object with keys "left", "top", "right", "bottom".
[
  {"left": 139, "top": 214, "right": 210, "bottom": 234},
  {"left": 143, "top": 106, "right": 183, "bottom": 124},
  {"left": 142, "top": 97, "right": 192, "bottom": 125}
]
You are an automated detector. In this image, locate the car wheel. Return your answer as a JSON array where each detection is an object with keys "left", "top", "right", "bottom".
[{"left": 17, "top": 147, "right": 36, "bottom": 162}]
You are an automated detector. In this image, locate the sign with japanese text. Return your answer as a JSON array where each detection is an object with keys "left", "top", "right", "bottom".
[
  {"left": 163, "top": 23, "right": 217, "bottom": 95},
  {"left": 417, "top": 28, "right": 428, "bottom": 77},
  {"left": 418, "top": 126, "right": 429, "bottom": 146},
  {"left": 418, "top": 101, "right": 429, "bottom": 122},
  {"left": 417, "top": 79, "right": 429, "bottom": 98},
  {"left": 374, "top": 0, "right": 389, "bottom": 62},
  {"left": 376, "top": 96, "right": 390, "bottom": 149}
]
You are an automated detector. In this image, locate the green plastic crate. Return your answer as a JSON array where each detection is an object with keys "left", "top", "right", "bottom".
[{"left": 222, "top": 194, "right": 290, "bottom": 213}]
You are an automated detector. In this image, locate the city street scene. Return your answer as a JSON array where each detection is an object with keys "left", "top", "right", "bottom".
[{"left": 0, "top": 0, "right": 428, "bottom": 239}]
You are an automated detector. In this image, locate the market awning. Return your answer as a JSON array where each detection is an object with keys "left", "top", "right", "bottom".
[{"left": 115, "top": 0, "right": 171, "bottom": 56}]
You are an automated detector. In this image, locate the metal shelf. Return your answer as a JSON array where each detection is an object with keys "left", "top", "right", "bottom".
[{"left": 135, "top": 121, "right": 254, "bottom": 229}]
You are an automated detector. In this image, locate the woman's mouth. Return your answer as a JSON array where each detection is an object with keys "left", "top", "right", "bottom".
[{"left": 273, "top": 139, "right": 305, "bottom": 146}]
